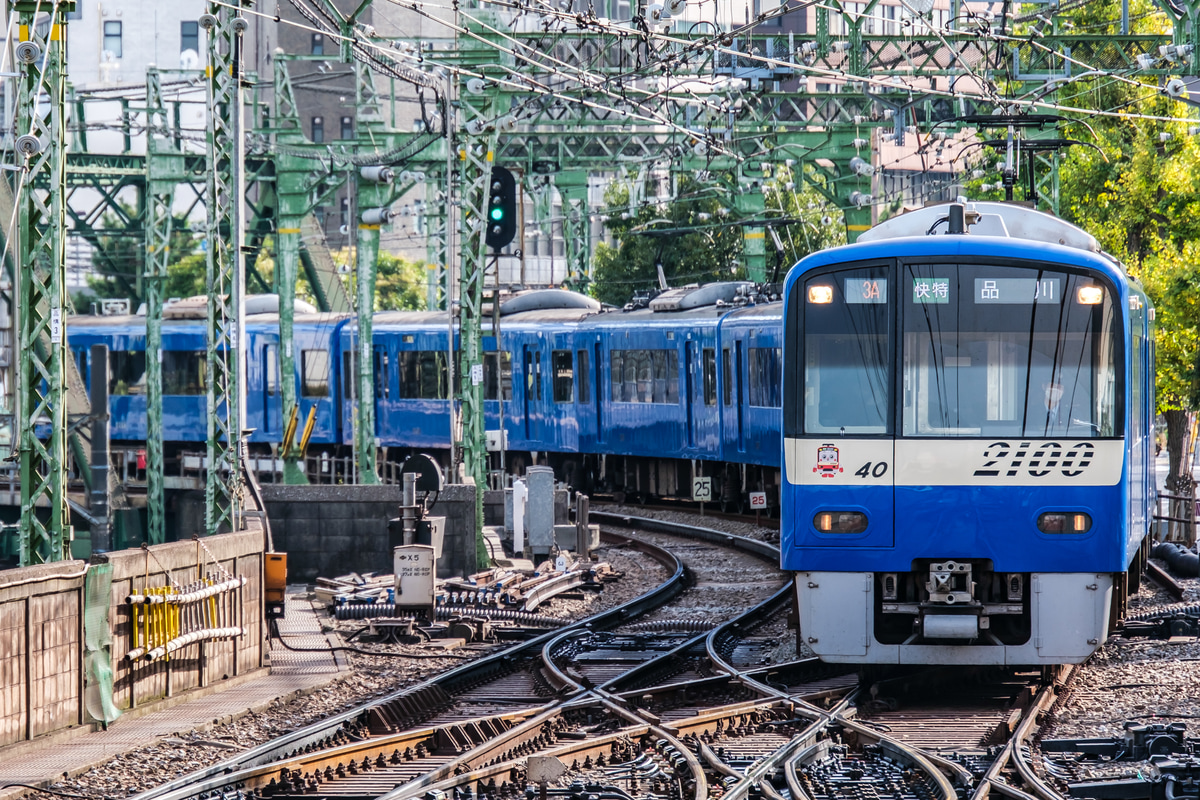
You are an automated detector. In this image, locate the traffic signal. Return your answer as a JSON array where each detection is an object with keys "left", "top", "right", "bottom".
[{"left": 484, "top": 165, "right": 517, "bottom": 250}]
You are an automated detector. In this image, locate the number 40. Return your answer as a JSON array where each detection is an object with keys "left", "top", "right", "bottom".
[{"left": 854, "top": 462, "right": 888, "bottom": 478}]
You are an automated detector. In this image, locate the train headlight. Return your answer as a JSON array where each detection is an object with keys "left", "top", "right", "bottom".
[
  {"left": 1077, "top": 286, "right": 1104, "bottom": 305},
  {"left": 808, "top": 285, "right": 834, "bottom": 304},
  {"left": 1037, "top": 512, "right": 1092, "bottom": 533},
  {"left": 814, "top": 511, "right": 868, "bottom": 533}
]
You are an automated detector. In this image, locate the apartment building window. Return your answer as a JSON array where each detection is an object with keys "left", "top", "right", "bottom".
[
  {"left": 67, "top": 6, "right": 82, "bottom": 19},
  {"left": 340, "top": 115, "right": 353, "bottom": 139},
  {"left": 311, "top": 33, "right": 324, "bottom": 55},
  {"left": 311, "top": 115, "right": 324, "bottom": 143},
  {"left": 103, "top": 21, "right": 122, "bottom": 58},
  {"left": 181, "top": 21, "right": 199, "bottom": 53}
]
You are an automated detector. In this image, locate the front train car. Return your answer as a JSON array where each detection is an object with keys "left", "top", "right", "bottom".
[{"left": 781, "top": 202, "right": 1154, "bottom": 665}]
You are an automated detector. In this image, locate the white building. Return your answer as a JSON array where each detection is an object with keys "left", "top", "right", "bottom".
[{"left": 64, "top": 1, "right": 208, "bottom": 86}]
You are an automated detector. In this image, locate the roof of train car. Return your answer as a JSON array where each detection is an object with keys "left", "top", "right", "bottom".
[
  {"left": 69, "top": 312, "right": 350, "bottom": 327},
  {"left": 720, "top": 301, "right": 783, "bottom": 321},
  {"left": 372, "top": 310, "right": 450, "bottom": 326},
  {"left": 578, "top": 304, "right": 739, "bottom": 329},
  {"left": 786, "top": 219, "right": 1125, "bottom": 281}
]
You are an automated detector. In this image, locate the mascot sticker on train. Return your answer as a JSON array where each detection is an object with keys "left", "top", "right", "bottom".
[{"left": 813, "top": 444, "right": 843, "bottom": 477}]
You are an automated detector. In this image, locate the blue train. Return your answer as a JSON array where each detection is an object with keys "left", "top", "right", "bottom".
[
  {"left": 67, "top": 200, "right": 1153, "bottom": 667},
  {"left": 67, "top": 285, "right": 785, "bottom": 509},
  {"left": 781, "top": 202, "right": 1155, "bottom": 665}
]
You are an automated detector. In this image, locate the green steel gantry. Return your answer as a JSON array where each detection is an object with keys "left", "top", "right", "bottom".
[{"left": 10, "top": 0, "right": 1200, "bottom": 563}]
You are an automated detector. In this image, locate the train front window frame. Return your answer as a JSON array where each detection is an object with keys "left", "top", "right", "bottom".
[
  {"left": 901, "top": 262, "right": 1121, "bottom": 439},
  {"left": 798, "top": 265, "right": 893, "bottom": 435}
]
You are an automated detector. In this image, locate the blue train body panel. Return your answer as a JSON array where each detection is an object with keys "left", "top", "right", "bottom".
[
  {"left": 717, "top": 304, "right": 783, "bottom": 467},
  {"left": 578, "top": 307, "right": 726, "bottom": 462}
]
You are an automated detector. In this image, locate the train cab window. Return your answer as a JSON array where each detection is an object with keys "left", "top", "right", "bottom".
[
  {"left": 302, "top": 350, "right": 330, "bottom": 398},
  {"left": 611, "top": 349, "right": 679, "bottom": 403},
  {"left": 484, "top": 351, "right": 512, "bottom": 401},
  {"left": 163, "top": 351, "right": 206, "bottom": 395},
  {"left": 552, "top": 351, "right": 574, "bottom": 403},
  {"left": 576, "top": 349, "right": 591, "bottom": 404},
  {"left": 801, "top": 267, "right": 892, "bottom": 434},
  {"left": 722, "top": 348, "right": 733, "bottom": 406},
  {"left": 749, "top": 347, "right": 782, "bottom": 407},
  {"left": 902, "top": 263, "right": 1119, "bottom": 438},
  {"left": 398, "top": 351, "right": 447, "bottom": 400},
  {"left": 703, "top": 348, "right": 717, "bottom": 406},
  {"left": 110, "top": 351, "right": 147, "bottom": 396}
]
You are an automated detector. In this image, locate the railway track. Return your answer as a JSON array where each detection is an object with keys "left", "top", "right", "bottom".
[{"left": 127, "top": 515, "right": 1077, "bottom": 800}]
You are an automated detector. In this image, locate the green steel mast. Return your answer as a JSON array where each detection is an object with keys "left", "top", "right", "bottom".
[
  {"left": 142, "top": 68, "right": 187, "bottom": 544},
  {"left": 15, "top": 1, "right": 72, "bottom": 564},
  {"left": 203, "top": 3, "right": 248, "bottom": 535}
]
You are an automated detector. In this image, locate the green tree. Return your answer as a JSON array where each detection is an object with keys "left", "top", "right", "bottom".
[
  {"left": 591, "top": 175, "right": 745, "bottom": 307},
  {"left": 329, "top": 248, "right": 428, "bottom": 311},
  {"left": 1054, "top": 59, "right": 1200, "bottom": 488},
  {"left": 591, "top": 172, "right": 844, "bottom": 307},
  {"left": 79, "top": 208, "right": 199, "bottom": 308},
  {"left": 376, "top": 251, "right": 428, "bottom": 311}
]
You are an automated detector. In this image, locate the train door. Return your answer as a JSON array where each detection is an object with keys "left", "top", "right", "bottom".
[
  {"left": 685, "top": 341, "right": 697, "bottom": 448},
  {"left": 262, "top": 343, "right": 280, "bottom": 437},
  {"left": 523, "top": 344, "right": 544, "bottom": 443}
]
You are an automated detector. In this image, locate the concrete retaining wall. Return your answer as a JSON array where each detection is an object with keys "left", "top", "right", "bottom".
[
  {"left": 0, "top": 529, "right": 266, "bottom": 748},
  {"left": 261, "top": 482, "right": 492, "bottom": 582}
]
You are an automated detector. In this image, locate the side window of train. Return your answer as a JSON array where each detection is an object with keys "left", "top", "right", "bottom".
[
  {"left": 722, "top": 348, "right": 733, "bottom": 406},
  {"left": 110, "top": 350, "right": 147, "bottom": 396},
  {"left": 398, "top": 351, "right": 449, "bottom": 400},
  {"left": 301, "top": 349, "right": 330, "bottom": 398},
  {"left": 373, "top": 347, "right": 389, "bottom": 399},
  {"left": 552, "top": 350, "right": 574, "bottom": 403},
  {"left": 342, "top": 352, "right": 355, "bottom": 400},
  {"left": 527, "top": 351, "right": 543, "bottom": 401},
  {"left": 576, "top": 349, "right": 590, "bottom": 404},
  {"left": 484, "top": 351, "right": 512, "bottom": 401},
  {"left": 703, "top": 348, "right": 717, "bottom": 406},
  {"left": 749, "top": 347, "right": 782, "bottom": 407},
  {"left": 163, "top": 351, "right": 206, "bottom": 396},
  {"left": 75, "top": 350, "right": 88, "bottom": 387},
  {"left": 610, "top": 349, "right": 679, "bottom": 403},
  {"left": 266, "top": 345, "right": 279, "bottom": 397}
]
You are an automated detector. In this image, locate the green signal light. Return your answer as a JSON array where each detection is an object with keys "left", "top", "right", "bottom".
[{"left": 490, "top": 207, "right": 504, "bottom": 221}]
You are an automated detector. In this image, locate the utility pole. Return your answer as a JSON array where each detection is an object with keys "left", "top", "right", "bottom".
[
  {"left": 203, "top": 2, "right": 248, "bottom": 535},
  {"left": 15, "top": 0, "right": 72, "bottom": 564}
]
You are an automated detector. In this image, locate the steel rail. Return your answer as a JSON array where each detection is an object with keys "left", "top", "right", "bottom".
[
  {"left": 130, "top": 529, "right": 684, "bottom": 800},
  {"left": 969, "top": 666, "right": 1073, "bottom": 800}
]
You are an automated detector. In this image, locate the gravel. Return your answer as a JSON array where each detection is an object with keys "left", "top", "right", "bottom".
[
  {"left": 38, "top": 507, "right": 1187, "bottom": 798},
  {"left": 1041, "top": 560, "right": 1200, "bottom": 783},
  {"left": 31, "top": 541, "right": 674, "bottom": 799}
]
